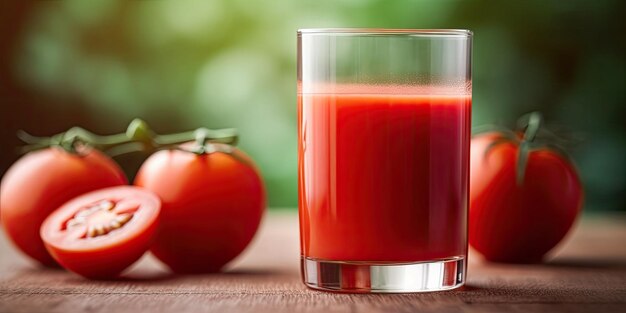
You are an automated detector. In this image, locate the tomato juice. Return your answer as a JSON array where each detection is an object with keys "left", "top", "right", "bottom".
[{"left": 298, "top": 85, "right": 471, "bottom": 262}]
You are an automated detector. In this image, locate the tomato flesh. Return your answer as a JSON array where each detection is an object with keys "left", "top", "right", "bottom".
[{"left": 40, "top": 186, "right": 160, "bottom": 279}]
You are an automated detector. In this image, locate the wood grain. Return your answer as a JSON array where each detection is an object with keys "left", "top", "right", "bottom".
[{"left": 1, "top": 212, "right": 625, "bottom": 313}]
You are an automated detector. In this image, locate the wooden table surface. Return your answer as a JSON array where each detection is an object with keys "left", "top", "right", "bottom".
[{"left": 1, "top": 211, "right": 625, "bottom": 313}]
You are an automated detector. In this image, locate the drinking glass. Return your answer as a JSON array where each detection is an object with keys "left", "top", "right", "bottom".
[{"left": 297, "top": 29, "right": 472, "bottom": 293}]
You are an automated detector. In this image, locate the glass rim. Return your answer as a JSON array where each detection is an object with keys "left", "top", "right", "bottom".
[{"left": 297, "top": 28, "right": 472, "bottom": 37}]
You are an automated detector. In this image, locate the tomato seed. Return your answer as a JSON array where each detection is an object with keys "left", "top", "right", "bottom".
[
  {"left": 87, "top": 226, "right": 97, "bottom": 238},
  {"left": 69, "top": 201, "right": 135, "bottom": 238},
  {"left": 115, "top": 214, "right": 132, "bottom": 224},
  {"left": 110, "top": 220, "right": 122, "bottom": 229},
  {"left": 99, "top": 200, "right": 115, "bottom": 211},
  {"left": 66, "top": 219, "right": 83, "bottom": 228}
]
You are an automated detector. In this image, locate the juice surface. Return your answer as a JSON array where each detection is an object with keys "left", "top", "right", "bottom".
[{"left": 298, "top": 85, "right": 471, "bottom": 262}]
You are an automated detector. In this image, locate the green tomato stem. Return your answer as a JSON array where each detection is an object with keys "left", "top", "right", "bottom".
[
  {"left": 18, "top": 119, "right": 239, "bottom": 156},
  {"left": 516, "top": 112, "right": 543, "bottom": 186},
  {"left": 473, "top": 111, "right": 579, "bottom": 187},
  {"left": 522, "top": 112, "right": 542, "bottom": 143}
]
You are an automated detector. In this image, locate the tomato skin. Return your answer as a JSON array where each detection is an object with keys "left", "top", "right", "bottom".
[
  {"left": 469, "top": 132, "right": 583, "bottom": 263},
  {"left": 1, "top": 147, "right": 127, "bottom": 266},
  {"left": 40, "top": 186, "right": 161, "bottom": 279},
  {"left": 134, "top": 145, "right": 265, "bottom": 273}
]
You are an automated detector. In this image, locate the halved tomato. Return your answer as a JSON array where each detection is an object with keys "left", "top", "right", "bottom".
[{"left": 40, "top": 186, "right": 160, "bottom": 279}]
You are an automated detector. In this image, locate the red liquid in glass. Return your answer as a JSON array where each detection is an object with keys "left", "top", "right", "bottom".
[{"left": 298, "top": 85, "right": 471, "bottom": 262}]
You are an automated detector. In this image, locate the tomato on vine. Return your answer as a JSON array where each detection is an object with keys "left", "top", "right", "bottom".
[
  {"left": 469, "top": 112, "right": 584, "bottom": 263},
  {"left": 1, "top": 144, "right": 127, "bottom": 266},
  {"left": 134, "top": 133, "right": 265, "bottom": 273},
  {"left": 2, "top": 119, "right": 265, "bottom": 277}
]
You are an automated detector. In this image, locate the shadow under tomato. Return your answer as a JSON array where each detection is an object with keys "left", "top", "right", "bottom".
[
  {"left": 473, "top": 256, "right": 626, "bottom": 269},
  {"left": 545, "top": 258, "right": 626, "bottom": 270},
  {"left": 57, "top": 272, "right": 178, "bottom": 284},
  {"left": 94, "top": 268, "right": 293, "bottom": 282},
  {"left": 11, "top": 265, "right": 66, "bottom": 277},
  {"left": 116, "top": 272, "right": 178, "bottom": 282},
  {"left": 223, "top": 269, "right": 294, "bottom": 276}
]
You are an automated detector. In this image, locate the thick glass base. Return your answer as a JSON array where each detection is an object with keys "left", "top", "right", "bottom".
[{"left": 301, "top": 256, "right": 465, "bottom": 293}]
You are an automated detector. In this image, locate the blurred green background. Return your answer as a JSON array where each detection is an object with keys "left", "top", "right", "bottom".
[{"left": 0, "top": 0, "right": 624, "bottom": 211}]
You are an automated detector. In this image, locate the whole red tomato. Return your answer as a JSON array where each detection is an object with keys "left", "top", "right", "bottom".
[
  {"left": 469, "top": 114, "right": 583, "bottom": 263},
  {"left": 1, "top": 147, "right": 127, "bottom": 266},
  {"left": 134, "top": 143, "right": 265, "bottom": 273}
]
